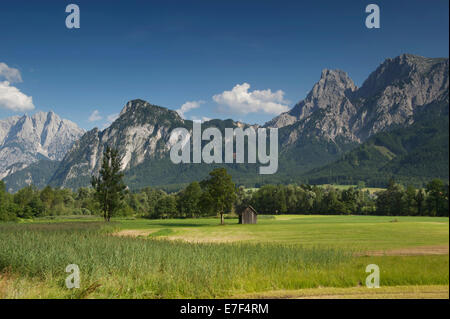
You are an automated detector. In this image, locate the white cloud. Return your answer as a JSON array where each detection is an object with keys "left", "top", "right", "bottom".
[
  {"left": 0, "top": 62, "right": 22, "bottom": 83},
  {"left": 106, "top": 113, "right": 119, "bottom": 122},
  {"left": 213, "top": 83, "right": 289, "bottom": 115},
  {"left": 89, "top": 110, "right": 118, "bottom": 128},
  {"left": 0, "top": 81, "right": 34, "bottom": 112},
  {"left": 88, "top": 110, "right": 102, "bottom": 122},
  {"left": 176, "top": 100, "right": 204, "bottom": 118},
  {"left": 100, "top": 113, "right": 120, "bottom": 129}
]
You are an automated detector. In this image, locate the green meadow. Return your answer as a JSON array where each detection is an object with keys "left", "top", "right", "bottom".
[
  {"left": 0, "top": 215, "right": 448, "bottom": 298},
  {"left": 116, "top": 215, "right": 449, "bottom": 250}
]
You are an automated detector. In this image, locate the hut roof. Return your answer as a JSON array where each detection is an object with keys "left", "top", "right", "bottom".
[{"left": 237, "top": 205, "right": 258, "bottom": 215}]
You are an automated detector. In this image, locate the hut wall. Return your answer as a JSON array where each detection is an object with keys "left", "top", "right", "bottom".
[{"left": 241, "top": 209, "right": 257, "bottom": 224}]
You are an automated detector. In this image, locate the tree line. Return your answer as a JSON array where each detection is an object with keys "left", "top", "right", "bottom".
[
  {"left": 1, "top": 147, "right": 448, "bottom": 222},
  {"left": 2, "top": 176, "right": 448, "bottom": 222},
  {"left": 245, "top": 179, "right": 448, "bottom": 217}
]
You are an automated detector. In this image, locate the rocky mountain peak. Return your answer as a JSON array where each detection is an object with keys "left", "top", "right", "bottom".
[
  {"left": 119, "top": 99, "right": 147, "bottom": 116},
  {"left": 351, "top": 54, "right": 449, "bottom": 139},
  {"left": 49, "top": 99, "right": 188, "bottom": 187},
  {"left": 306, "top": 68, "right": 356, "bottom": 103},
  {"left": 0, "top": 111, "right": 84, "bottom": 179},
  {"left": 265, "top": 69, "right": 357, "bottom": 129},
  {"left": 266, "top": 54, "right": 448, "bottom": 143},
  {"left": 357, "top": 54, "right": 448, "bottom": 98},
  {"left": 319, "top": 68, "right": 356, "bottom": 87},
  {"left": 116, "top": 99, "right": 183, "bottom": 128}
]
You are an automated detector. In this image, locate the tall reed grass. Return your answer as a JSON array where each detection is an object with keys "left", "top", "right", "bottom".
[{"left": 0, "top": 222, "right": 447, "bottom": 298}]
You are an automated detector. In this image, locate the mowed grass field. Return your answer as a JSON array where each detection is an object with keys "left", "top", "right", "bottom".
[
  {"left": 116, "top": 215, "right": 449, "bottom": 250},
  {"left": 0, "top": 215, "right": 448, "bottom": 299}
]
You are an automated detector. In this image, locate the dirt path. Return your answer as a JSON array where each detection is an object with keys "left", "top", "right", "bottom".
[
  {"left": 112, "top": 229, "right": 155, "bottom": 237},
  {"left": 360, "top": 244, "right": 449, "bottom": 256},
  {"left": 167, "top": 234, "right": 255, "bottom": 243},
  {"left": 232, "top": 285, "right": 449, "bottom": 299}
]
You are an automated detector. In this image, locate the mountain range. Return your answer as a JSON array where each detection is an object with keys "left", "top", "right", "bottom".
[
  {"left": 0, "top": 112, "right": 84, "bottom": 182},
  {"left": 1, "top": 54, "right": 448, "bottom": 192}
]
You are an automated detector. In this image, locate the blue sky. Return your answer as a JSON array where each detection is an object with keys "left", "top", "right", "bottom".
[{"left": 0, "top": 0, "right": 448, "bottom": 129}]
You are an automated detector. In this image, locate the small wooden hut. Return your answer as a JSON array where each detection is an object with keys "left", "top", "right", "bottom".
[{"left": 238, "top": 205, "right": 258, "bottom": 224}]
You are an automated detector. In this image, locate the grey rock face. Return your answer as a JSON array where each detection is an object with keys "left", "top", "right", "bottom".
[
  {"left": 266, "top": 69, "right": 357, "bottom": 129},
  {"left": 0, "top": 111, "right": 84, "bottom": 179},
  {"left": 50, "top": 99, "right": 259, "bottom": 188},
  {"left": 352, "top": 54, "right": 449, "bottom": 139},
  {"left": 267, "top": 54, "right": 449, "bottom": 144},
  {"left": 50, "top": 99, "right": 186, "bottom": 188}
]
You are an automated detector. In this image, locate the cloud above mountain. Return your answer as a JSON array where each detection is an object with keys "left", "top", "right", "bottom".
[
  {"left": 100, "top": 113, "right": 119, "bottom": 129},
  {"left": 106, "top": 113, "right": 119, "bottom": 123},
  {"left": 176, "top": 100, "right": 204, "bottom": 118},
  {"left": 0, "top": 63, "right": 22, "bottom": 83},
  {"left": 0, "top": 81, "right": 35, "bottom": 112},
  {"left": 88, "top": 110, "right": 102, "bottom": 122},
  {"left": 88, "top": 109, "right": 120, "bottom": 129},
  {"left": 0, "top": 63, "right": 34, "bottom": 112},
  {"left": 213, "top": 83, "right": 289, "bottom": 115}
]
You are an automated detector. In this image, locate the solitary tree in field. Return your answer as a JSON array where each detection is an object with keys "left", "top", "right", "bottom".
[
  {"left": 202, "top": 168, "right": 236, "bottom": 225},
  {"left": 91, "top": 147, "right": 126, "bottom": 222}
]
